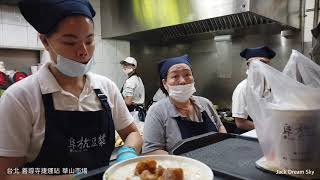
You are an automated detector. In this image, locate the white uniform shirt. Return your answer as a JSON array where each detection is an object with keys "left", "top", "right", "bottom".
[
  {"left": 122, "top": 75, "right": 145, "bottom": 105},
  {"left": 152, "top": 88, "right": 166, "bottom": 102},
  {"left": 232, "top": 79, "right": 249, "bottom": 119},
  {"left": 0, "top": 63, "right": 134, "bottom": 162}
]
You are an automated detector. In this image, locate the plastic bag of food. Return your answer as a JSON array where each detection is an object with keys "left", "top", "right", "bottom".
[
  {"left": 283, "top": 50, "right": 320, "bottom": 88},
  {"left": 246, "top": 60, "right": 320, "bottom": 177}
]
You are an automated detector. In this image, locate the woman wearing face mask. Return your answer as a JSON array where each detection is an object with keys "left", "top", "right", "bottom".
[
  {"left": 142, "top": 55, "right": 227, "bottom": 155},
  {"left": 120, "top": 57, "right": 145, "bottom": 130},
  {"left": 0, "top": 0, "right": 142, "bottom": 179}
]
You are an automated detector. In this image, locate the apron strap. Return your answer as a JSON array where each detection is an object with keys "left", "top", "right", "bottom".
[
  {"left": 120, "top": 73, "right": 137, "bottom": 94},
  {"left": 94, "top": 89, "right": 115, "bottom": 140},
  {"left": 42, "top": 93, "right": 55, "bottom": 115},
  {"left": 201, "top": 110, "right": 218, "bottom": 132},
  {"left": 94, "top": 89, "right": 113, "bottom": 120}
]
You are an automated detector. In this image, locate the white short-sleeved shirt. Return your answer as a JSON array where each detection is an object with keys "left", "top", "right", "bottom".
[
  {"left": 0, "top": 63, "right": 134, "bottom": 162},
  {"left": 152, "top": 88, "right": 166, "bottom": 102},
  {"left": 122, "top": 75, "right": 145, "bottom": 105},
  {"left": 232, "top": 79, "right": 249, "bottom": 119}
]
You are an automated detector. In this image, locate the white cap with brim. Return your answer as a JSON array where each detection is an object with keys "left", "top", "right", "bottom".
[{"left": 120, "top": 57, "right": 137, "bottom": 67}]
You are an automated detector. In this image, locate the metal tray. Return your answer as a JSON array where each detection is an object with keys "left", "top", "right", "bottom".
[{"left": 170, "top": 132, "right": 298, "bottom": 180}]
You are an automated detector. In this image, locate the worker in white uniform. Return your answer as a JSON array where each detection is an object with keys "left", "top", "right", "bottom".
[
  {"left": 146, "top": 88, "right": 167, "bottom": 111},
  {"left": 120, "top": 57, "right": 145, "bottom": 132},
  {"left": 311, "top": 21, "right": 320, "bottom": 62},
  {"left": 232, "top": 46, "right": 276, "bottom": 134},
  {"left": 152, "top": 88, "right": 167, "bottom": 102}
]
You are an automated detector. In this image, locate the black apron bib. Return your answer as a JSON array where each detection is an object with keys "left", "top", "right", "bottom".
[
  {"left": 25, "top": 89, "right": 115, "bottom": 171},
  {"left": 175, "top": 111, "right": 218, "bottom": 139}
]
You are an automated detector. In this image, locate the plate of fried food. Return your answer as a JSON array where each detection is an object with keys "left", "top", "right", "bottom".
[{"left": 103, "top": 155, "right": 213, "bottom": 180}]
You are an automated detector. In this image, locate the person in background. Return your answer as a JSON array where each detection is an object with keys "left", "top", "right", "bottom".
[
  {"left": 311, "top": 22, "right": 320, "bottom": 63},
  {"left": 143, "top": 54, "right": 227, "bottom": 155},
  {"left": 0, "top": 0, "right": 142, "bottom": 179},
  {"left": 152, "top": 88, "right": 167, "bottom": 103},
  {"left": 146, "top": 88, "right": 167, "bottom": 111},
  {"left": 232, "top": 46, "right": 276, "bottom": 134},
  {"left": 120, "top": 57, "right": 145, "bottom": 131}
]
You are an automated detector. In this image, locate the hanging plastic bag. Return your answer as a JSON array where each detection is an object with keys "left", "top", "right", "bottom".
[
  {"left": 283, "top": 50, "right": 320, "bottom": 88},
  {"left": 246, "top": 60, "right": 320, "bottom": 178}
]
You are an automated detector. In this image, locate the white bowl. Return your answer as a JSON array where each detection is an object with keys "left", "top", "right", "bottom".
[{"left": 103, "top": 155, "right": 214, "bottom": 180}]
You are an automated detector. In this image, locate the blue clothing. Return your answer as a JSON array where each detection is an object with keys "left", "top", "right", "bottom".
[
  {"left": 158, "top": 54, "right": 191, "bottom": 79},
  {"left": 19, "top": 0, "right": 95, "bottom": 34},
  {"left": 240, "top": 46, "right": 276, "bottom": 60}
]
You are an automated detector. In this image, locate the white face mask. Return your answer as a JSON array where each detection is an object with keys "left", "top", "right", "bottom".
[
  {"left": 122, "top": 68, "right": 134, "bottom": 75},
  {"left": 167, "top": 82, "right": 196, "bottom": 102},
  {"left": 54, "top": 55, "right": 95, "bottom": 77},
  {"left": 48, "top": 41, "right": 95, "bottom": 77}
]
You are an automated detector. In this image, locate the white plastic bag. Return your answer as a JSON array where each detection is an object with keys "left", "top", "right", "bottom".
[
  {"left": 246, "top": 60, "right": 320, "bottom": 177},
  {"left": 283, "top": 50, "right": 320, "bottom": 88}
]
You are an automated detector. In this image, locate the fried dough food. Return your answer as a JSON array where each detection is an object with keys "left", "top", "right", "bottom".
[{"left": 134, "top": 159, "right": 183, "bottom": 180}]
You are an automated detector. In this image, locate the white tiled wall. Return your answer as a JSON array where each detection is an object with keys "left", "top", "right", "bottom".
[
  {"left": 0, "top": 1, "right": 129, "bottom": 88},
  {"left": 0, "top": 5, "right": 43, "bottom": 49},
  {"left": 90, "top": 0, "right": 129, "bottom": 88}
]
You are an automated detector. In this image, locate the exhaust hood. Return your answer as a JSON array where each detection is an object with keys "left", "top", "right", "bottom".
[{"left": 101, "top": 0, "right": 301, "bottom": 43}]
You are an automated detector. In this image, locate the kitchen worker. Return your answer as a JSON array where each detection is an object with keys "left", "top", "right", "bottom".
[
  {"left": 152, "top": 88, "right": 166, "bottom": 102},
  {"left": 146, "top": 88, "right": 167, "bottom": 111},
  {"left": 0, "top": 0, "right": 142, "bottom": 179},
  {"left": 120, "top": 57, "right": 145, "bottom": 129},
  {"left": 142, "top": 54, "right": 227, "bottom": 155},
  {"left": 232, "top": 46, "right": 276, "bottom": 134},
  {"left": 311, "top": 22, "right": 320, "bottom": 62}
]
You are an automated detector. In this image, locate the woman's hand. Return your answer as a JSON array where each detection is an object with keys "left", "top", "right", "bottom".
[{"left": 117, "top": 122, "right": 143, "bottom": 155}]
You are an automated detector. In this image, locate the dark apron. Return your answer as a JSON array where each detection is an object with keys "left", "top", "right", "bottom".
[
  {"left": 175, "top": 111, "right": 218, "bottom": 139},
  {"left": 25, "top": 89, "right": 115, "bottom": 172}
]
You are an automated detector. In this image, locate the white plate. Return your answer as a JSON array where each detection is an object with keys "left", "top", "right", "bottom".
[{"left": 103, "top": 155, "right": 214, "bottom": 180}]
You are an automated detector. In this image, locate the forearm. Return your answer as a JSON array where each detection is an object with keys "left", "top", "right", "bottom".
[
  {"left": 123, "top": 131, "right": 143, "bottom": 154},
  {"left": 144, "top": 149, "right": 168, "bottom": 156},
  {"left": 219, "top": 125, "right": 227, "bottom": 133},
  {"left": 124, "top": 96, "right": 133, "bottom": 106},
  {"left": 235, "top": 118, "right": 254, "bottom": 130}
]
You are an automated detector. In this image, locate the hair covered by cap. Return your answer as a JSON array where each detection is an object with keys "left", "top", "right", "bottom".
[
  {"left": 19, "top": 0, "right": 96, "bottom": 34},
  {"left": 158, "top": 54, "right": 191, "bottom": 79},
  {"left": 120, "top": 57, "right": 137, "bottom": 67},
  {"left": 240, "top": 46, "right": 276, "bottom": 60}
]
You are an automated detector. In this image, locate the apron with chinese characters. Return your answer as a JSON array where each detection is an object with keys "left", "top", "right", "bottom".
[
  {"left": 25, "top": 89, "right": 115, "bottom": 171},
  {"left": 175, "top": 110, "right": 218, "bottom": 139}
]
